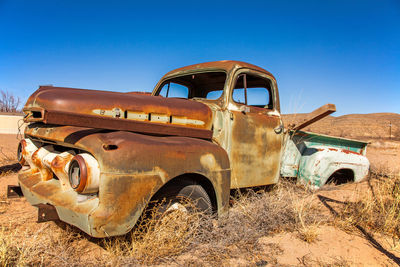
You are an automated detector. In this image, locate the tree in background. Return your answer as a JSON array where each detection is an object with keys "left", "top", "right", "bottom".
[{"left": 0, "top": 90, "right": 21, "bottom": 112}]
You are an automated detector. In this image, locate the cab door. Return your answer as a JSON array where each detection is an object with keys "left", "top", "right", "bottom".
[{"left": 227, "top": 71, "right": 283, "bottom": 188}]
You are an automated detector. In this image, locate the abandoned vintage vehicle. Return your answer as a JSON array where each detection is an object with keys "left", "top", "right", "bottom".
[{"left": 10, "top": 61, "right": 369, "bottom": 237}]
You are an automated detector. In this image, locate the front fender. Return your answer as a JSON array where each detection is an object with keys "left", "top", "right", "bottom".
[
  {"left": 74, "top": 131, "right": 231, "bottom": 237},
  {"left": 298, "top": 147, "right": 369, "bottom": 189}
]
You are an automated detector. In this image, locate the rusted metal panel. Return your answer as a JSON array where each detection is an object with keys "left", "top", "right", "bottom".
[
  {"left": 82, "top": 132, "right": 230, "bottom": 236},
  {"left": 18, "top": 126, "right": 230, "bottom": 237},
  {"left": 228, "top": 108, "right": 283, "bottom": 188},
  {"left": 165, "top": 65, "right": 283, "bottom": 190},
  {"left": 160, "top": 60, "right": 276, "bottom": 82},
  {"left": 41, "top": 110, "right": 212, "bottom": 140},
  {"left": 23, "top": 86, "right": 213, "bottom": 134},
  {"left": 218, "top": 67, "right": 283, "bottom": 188},
  {"left": 292, "top": 103, "right": 336, "bottom": 131},
  {"left": 298, "top": 147, "right": 369, "bottom": 189},
  {"left": 281, "top": 130, "right": 369, "bottom": 189},
  {"left": 153, "top": 61, "right": 281, "bottom": 113},
  {"left": 36, "top": 203, "right": 60, "bottom": 223},
  {"left": 19, "top": 170, "right": 99, "bottom": 235}
]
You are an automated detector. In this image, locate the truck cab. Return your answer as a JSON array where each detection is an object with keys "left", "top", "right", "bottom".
[{"left": 151, "top": 61, "right": 284, "bottom": 188}]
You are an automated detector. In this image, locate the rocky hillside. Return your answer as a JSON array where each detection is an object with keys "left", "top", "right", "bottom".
[{"left": 283, "top": 113, "right": 400, "bottom": 141}]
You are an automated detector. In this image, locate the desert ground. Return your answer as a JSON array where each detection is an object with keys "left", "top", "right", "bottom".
[{"left": 1, "top": 113, "right": 399, "bottom": 266}]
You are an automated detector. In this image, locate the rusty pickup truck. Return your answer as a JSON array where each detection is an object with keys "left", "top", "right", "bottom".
[{"left": 12, "top": 61, "right": 369, "bottom": 237}]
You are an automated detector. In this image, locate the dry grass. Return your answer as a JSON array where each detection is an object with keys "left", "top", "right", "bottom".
[
  {"left": 4, "top": 170, "right": 400, "bottom": 265},
  {"left": 292, "top": 193, "right": 322, "bottom": 243},
  {"left": 0, "top": 226, "right": 18, "bottom": 266},
  {"left": 337, "top": 171, "right": 400, "bottom": 239},
  {"left": 0, "top": 178, "right": 331, "bottom": 266},
  {"left": 0, "top": 148, "right": 21, "bottom": 177},
  {"left": 101, "top": 179, "right": 328, "bottom": 265},
  {"left": 298, "top": 254, "right": 353, "bottom": 267},
  {"left": 0, "top": 223, "right": 92, "bottom": 266},
  {"left": 103, "top": 200, "right": 207, "bottom": 265},
  {"left": 0, "top": 148, "right": 14, "bottom": 166}
]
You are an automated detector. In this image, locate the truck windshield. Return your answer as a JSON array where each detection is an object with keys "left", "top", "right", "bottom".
[{"left": 156, "top": 72, "right": 227, "bottom": 100}]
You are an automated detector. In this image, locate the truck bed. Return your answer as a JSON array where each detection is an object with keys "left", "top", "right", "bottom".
[{"left": 281, "top": 130, "right": 369, "bottom": 189}]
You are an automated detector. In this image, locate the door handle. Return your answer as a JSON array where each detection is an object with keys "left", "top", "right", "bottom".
[
  {"left": 239, "top": 105, "right": 250, "bottom": 114},
  {"left": 274, "top": 124, "right": 284, "bottom": 134}
]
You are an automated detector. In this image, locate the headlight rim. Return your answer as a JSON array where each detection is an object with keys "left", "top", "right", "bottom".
[{"left": 68, "top": 154, "right": 88, "bottom": 193}]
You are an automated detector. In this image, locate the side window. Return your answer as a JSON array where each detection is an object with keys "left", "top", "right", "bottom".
[
  {"left": 247, "top": 87, "right": 271, "bottom": 108},
  {"left": 232, "top": 74, "right": 272, "bottom": 109},
  {"left": 206, "top": 90, "right": 223, "bottom": 100},
  {"left": 159, "top": 82, "right": 189, "bottom": 98}
]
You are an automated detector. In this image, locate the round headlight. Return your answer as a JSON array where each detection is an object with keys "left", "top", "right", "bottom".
[
  {"left": 68, "top": 153, "right": 100, "bottom": 194},
  {"left": 68, "top": 155, "right": 87, "bottom": 192}
]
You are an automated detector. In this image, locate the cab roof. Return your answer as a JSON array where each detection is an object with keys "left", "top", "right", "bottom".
[{"left": 162, "top": 60, "right": 276, "bottom": 81}]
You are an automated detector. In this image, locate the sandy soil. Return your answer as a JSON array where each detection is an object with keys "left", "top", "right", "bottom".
[
  {"left": 259, "top": 225, "right": 395, "bottom": 266},
  {"left": 368, "top": 140, "right": 400, "bottom": 174},
  {"left": 0, "top": 134, "right": 20, "bottom": 161},
  {"left": 1, "top": 112, "right": 400, "bottom": 266}
]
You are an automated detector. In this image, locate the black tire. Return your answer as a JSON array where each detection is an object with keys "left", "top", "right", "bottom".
[
  {"left": 162, "top": 182, "right": 212, "bottom": 212},
  {"left": 134, "top": 180, "right": 212, "bottom": 234},
  {"left": 149, "top": 180, "right": 213, "bottom": 217}
]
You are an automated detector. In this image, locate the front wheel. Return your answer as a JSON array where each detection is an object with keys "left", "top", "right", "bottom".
[
  {"left": 141, "top": 180, "right": 212, "bottom": 221},
  {"left": 153, "top": 181, "right": 213, "bottom": 215}
]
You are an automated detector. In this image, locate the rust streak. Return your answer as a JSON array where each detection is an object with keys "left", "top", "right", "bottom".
[{"left": 341, "top": 149, "right": 360, "bottom": 155}]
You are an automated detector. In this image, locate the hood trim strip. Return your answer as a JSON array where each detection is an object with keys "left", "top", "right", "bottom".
[{"left": 40, "top": 110, "right": 212, "bottom": 140}]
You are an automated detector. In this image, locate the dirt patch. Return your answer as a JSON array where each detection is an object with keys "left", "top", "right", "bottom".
[{"left": 259, "top": 225, "right": 394, "bottom": 266}]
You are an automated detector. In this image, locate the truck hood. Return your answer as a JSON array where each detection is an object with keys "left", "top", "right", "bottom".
[{"left": 23, "top": 86, "right": 213, "bottom": 139}]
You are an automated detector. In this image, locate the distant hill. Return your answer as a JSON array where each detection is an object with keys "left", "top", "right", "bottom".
[{"left": 282, "top": 113, "right": 400, "bottom": 141}]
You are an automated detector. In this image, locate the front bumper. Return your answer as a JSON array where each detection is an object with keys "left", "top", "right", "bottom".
[{"left": 19, "top": 170, "right": 100, "bottom": 236}]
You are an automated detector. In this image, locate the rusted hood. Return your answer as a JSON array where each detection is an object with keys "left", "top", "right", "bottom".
[{"left": 23, "top": 86, "right": 213, "bottom": 139}]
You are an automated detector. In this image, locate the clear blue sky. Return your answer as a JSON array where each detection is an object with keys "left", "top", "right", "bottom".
[{"left": 0, "top": 0, "right": 399, "bottom": 116}]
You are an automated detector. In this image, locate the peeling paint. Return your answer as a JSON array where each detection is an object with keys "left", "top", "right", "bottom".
[{"left": 281, "top": 130, "right": 370, "bottom": 189}]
